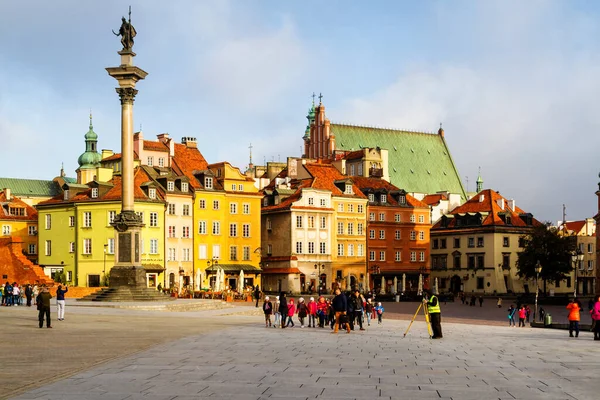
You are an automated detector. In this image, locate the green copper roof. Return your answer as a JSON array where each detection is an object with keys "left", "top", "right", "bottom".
[
  {"left": 330, "top": 124, "right": 467, "bottom": 200},
  {"left": 0, "top": 177, "right": 61, "bottom": 197},
  {"left": 78, "top": 115, "right": 101, "bottom": 168}
]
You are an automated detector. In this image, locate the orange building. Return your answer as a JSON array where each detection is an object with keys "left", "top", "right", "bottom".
[{"left": 352, "top": 177, "right": 431, "bottom": 294}]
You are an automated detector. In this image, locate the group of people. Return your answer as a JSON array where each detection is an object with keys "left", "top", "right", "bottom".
[
  {"left": 1, "top": 282, "right": 69, "bottom": 328},
  {"left": 262, "top": 288, "right": 385, "bottom": 333},
  {"left": 567, "top": 295, "right": 600, "bottom": 340},
  {"left": 507, "top": 304, "right": 531, "bottom": 327},
  {"left": 459, "top": 293, "right": 484, "bottom": 307},
  {"left": 1, "top": 282, "right": 39, "bottom": 307}
]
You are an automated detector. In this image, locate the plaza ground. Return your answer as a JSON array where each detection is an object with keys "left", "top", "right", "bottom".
[{"left": 2, "top": 299, "right": 599, "bottom": 400}]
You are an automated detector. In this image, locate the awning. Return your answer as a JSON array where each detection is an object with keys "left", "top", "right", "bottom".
[
  {"left": 205, "top": 264, "right": 262, "bottom": 273},
  {"left": 143, "top": 264, "right": 165, "bottom": 273},
  {"left": 261, "top": 267, "right": 302, "bottom": 275}
]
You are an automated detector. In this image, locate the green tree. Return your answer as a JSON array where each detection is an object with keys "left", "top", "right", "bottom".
[{"left": 516, "top": 223, "right": 575, "bottom": 293}]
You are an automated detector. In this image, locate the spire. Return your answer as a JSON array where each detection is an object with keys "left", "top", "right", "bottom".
[
  {"left": 438, "top": 122, "right": 444, "bottom": 137},
  {"left": 60, "top": 162, "right": 65, "bottom": 178},
  {"left": 476, "top": 167, "right": 483, "bottom": 192},
  {"left": 89, "top": 109, "right": 93, "bottom": 130},
  {"left": 318, "top": 92, "right": 323, "bottom": 104},
  {"left": 248, "top": 143, "right": 253, "bottom": 167}
]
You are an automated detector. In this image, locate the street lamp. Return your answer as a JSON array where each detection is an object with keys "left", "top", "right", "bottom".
[
  {"left": 103, "top": 243, "right": 108, "bottom": 286},
  {"left": 535, "top": 261, "right": 542, "bottom": 322},
  {"left": 314, "top": 264, "right": 325, "bottom": 296},
  {"left": 207, "top": 257, "right": 219, "bottom": 293},
  {"left": 571, "top": 248, "right": 584, "bottom": 298}
]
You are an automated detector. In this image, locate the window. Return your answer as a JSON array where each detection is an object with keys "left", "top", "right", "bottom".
[
  {"left": 243, "top": 203, "right": 250, "bottom": 214},
  {"left": 83, "top": 212, "right": 92, "bottom": 228},
  {"left": 369, "top": 251, "right": 376, "bottom": 261},
  {"left": 357, "top": 244, "right": 364, "bottom": 256},
  {"left": 502, "top": 253, "right": 510, "bottom": 269},
  {"left": 229, "top": 246, "right": 238, "bottom": 261},
  {"left": 419, "top": 252, "right": 425, "bottom": 262},
  {"left": 588, "top": 243, "right": 594, "bottom": 253},
  {"left": 453, "top": 254, "right": 461, "bottom": 269},
  {"left": 419, "top": 231, "right": 424, "bottom": 240},
  {"left": 503, "top": 237, "right": 509, "bottom": 247},
  {"left": 588, "top": 260, "right": 594, "bottom": 270},
  {"left": 167, "top": 181, "right": 174, "bottom": 191},
  {"left": 182, "top": 248, "right": 190, "bottom": 261},
  {"left": 182, "top": 226, "right": 190, "bottom": 238},
  {"left": 243, "top": 246, "right": 250, "bottom": 261},
  {"left": 357, "top": 204, "right": 364, "bottom": 213},
  {"left": 358, "top": 164, "right": 363, "bottom": 175},
  {"left": 198, "top": 244, "right": 207, "bottom": 259},
  {"left": 350, "top": 164, "right": 355, "bottom": 175},
  {"left": 28, "top": 226, "right": 36, "bottom": 236},
  {"left": 231, "top": 184, "right": 236, "bottom": 191},
  {"left": 369, "top": 229, "right": 375, "bottom": 239},
  {"left": 27, "top": 244, "right": 35, "bottom": 254},
  {"left": 369, "top": 212, "right": 375, "bottom": 221},
  {"left": 212, "top": 244, "right": 220, "bottom": 259},
  {"left": 320, "top": 216, "right": 327, "bottom": 229},
  {"left": 91, "top": 188, "right": 98, "bottom": 198},
  {"left": 308, "top": 242, "right": 315, "bottom": 254},
  {"left": 347, "top": 223, "right": 354, "bottom": 235},
  {"left": 395, "top": 251, "right": 401, "bottom": 262},
  {"left": 83, "top": 238, "right": 92, "bottom": 255},
  {"left": 410, "top": 251, "right": 416, "bottom": 262},
  {"left": 183, "top": 204, "right": 190, "bottom": 216},
  {"left": 168, "top": 226, "right": 176, "bottom": 238},
  {"left": 348, "top": 204, "right": 354, "bottom": 213},
  {"left": 308, "top": 197, "right": 314, "bottom": 205},
  {"left": 199, "top": 199, "right": 206, "bottom": 209},
  {"left": 338, "top": 203, "right": 344, "bottom": 212},
  {"left": 149, "top": 212, "right": 157, "bottom": 227},
  {"left": 357, "top": 223, "right": 364, "bottom": 235},
  {"left": 477, "top": 237, "right": 484, "bottom": 247},
  {"left": 308, "top": 216, "right": 315, "bottom": 228},
  {"left": 410, "top": 231, "right": 416, "bottom": 240},
  {"left": 477, "top": 277, "right": 484, "bottom": 290},
  {"left": 454, "top": 238, "right": 460, "bottom": 248},
  {"left": 418, "top": 215, "right": 424, "bottom": 223},
  {"left": 395, "top": 230, "right": 401, "bottom": 240},
  {"left": 296, "top": 242, "right": 303, "bottom": 254},
  {"left": 337, "top": 244, "right": 344, "bottom": 256},
  {"left": 379, "top": 213, "right": 385, "bottom": 221},
  {"left": 198, "top": 221, "right": 207, "bottom": 234},
  {"left": 212, "top": 221, "right": 220, "bottom": 235},
  {"left": 70, "top": 216, "right": 76, "bottom": 227},
  {"left": 213, "top": 200, "right": 220, "bottom": 210},
  {"left": 1, "top": 225, "right": 10, "bottom": 235},
  {"left": 410, "top": 214, "right": 416, "bottom": 223},
  {"left": 108, "top": 238, "right": 114, "bottom": 254},
  {"left": 69, "top": 242, "right": 75, "bottom": 253},
  {"left": 147, "top": 156, "right": 154, "bottom": 166},
  {"left": 229, "top": 223, "right": 238, "bottom": 237},
  {"left": 399, "top": 195, "right": 406, "bottom": 204},
  {"left": 395, "top": 214, "right": 401, "bottom": 222},
  {"left": 379, "top": 230, "right": 385, "bottom": 239},
  {"left": 263, "top": 197, "right": 268, "bottom": 207},
  {"left": 379, "top": 251, "right": 385, "bottom": 261},
  {"left": 150, "top": 239, "right": 158, "bottom": 254},
  {"left": 320, "top": 242, "right": 326, "bottom": 254},
  {"left": 238, "top": 184, "right": 243, "bottom": 191},
  {"left": 179, "top": 182, "right": 188, "bottom": 193},
  {"left": 168, "top": 204, "right": 176, "bottom": 215},
  {"left": 440, "top": 239, "right": 447, "bottom": 249},
  {"left": 381, "top": 194, "right": 387, "bottom": 203},
  {"left": 320, "top": 198, "right": 327, "bottom": 207},
  {"left": 243, "top": 224, "right": 250, "bottom": 238},
  {"left": 158, "top": 157, "right": 164, "bottom": 167},
  {"left": 337, "top": 222, "right": 344, "bottom": 235},
  {"left": 267, "top": 244, "right": 272, "bottom": 256},
  {"left": 368, "top": 194, "right": 375, "bottom": 202},
  {"left": 205, "top": 177, "right": 213, "bottom": 189},
  {"left": 230, "top": 203, "right": 238, "bottom": 214},
  {"left": 468, "top": 237, "right": 475, "bottom": 248},
  {"left": 45, "top": 214, "right": 51, "bottom": 229},
  {"left": 296, "top": 216, "right": 303, "bottom": 228},
  {"left": 168, "top": 248, "right": 177, "bottom": 261},
  {"left": 266, "top": 218, "right": 272, "bottom": 230},
  {"left": 348, "top": 244, "right": 354, "bottom": 256},
  {"left": 344, "top": 184, "right": 353, "bottom": 194},
  {"left": 149, "top": 188, "right": 156, "bottom": 199}
]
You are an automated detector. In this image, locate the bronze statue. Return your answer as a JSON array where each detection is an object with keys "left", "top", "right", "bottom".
[{"left": 112, "top": 8, "right": 136, "bottom": 52}]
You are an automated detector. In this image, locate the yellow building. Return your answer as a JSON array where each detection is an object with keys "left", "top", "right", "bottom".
[{"left": 0, "top": 189, "right": 39, "bottom": 264}]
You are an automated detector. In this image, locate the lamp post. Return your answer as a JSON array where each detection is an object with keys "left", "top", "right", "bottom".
[
  {"left": 207, "top": 257, "right": 218, "bottom": 293},
  {"left": 534, "top": 261, "right": 542, "bottom": 322},
  {"left": 103, "top": 244, "right": 108, "bottom": 286},
  {"left": 314, "top": 264, "right": 325, "bottom": 296},
  {"left": 572, "top": 248, "right": 584, "bottom": 298}
]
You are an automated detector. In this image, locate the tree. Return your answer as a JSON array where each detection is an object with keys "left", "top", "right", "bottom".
[{"left": 516, "top": 223, "right": 575, "bottom": 293}]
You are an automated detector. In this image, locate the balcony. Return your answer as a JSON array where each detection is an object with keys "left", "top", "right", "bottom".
[{"left": 369, "top": 167, "right": 383, "bottom": 178}]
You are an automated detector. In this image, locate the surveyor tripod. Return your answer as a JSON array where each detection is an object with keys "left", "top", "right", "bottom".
[{"left": 403, "top": 302, "right": 433, "bottom": 338}]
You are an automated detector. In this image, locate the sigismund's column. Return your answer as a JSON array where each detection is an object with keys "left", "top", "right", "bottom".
[{"left": 106, "top": 12, "right": 148, "bottom": 288}]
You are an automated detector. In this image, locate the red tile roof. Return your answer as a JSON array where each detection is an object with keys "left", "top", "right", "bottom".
[
  {"left": 422, "top": 193, "right": 448, "bottom": 206},
  {"left": 102, "top": 153, "right": 123, "bottom": 162},
  {"left": 171, "top": 144, "right": 209, "bottom": 189},
  {"left": 562, "top": 220, "right": 586, "bottom": 234},
  {"left": 304, "top": 163, "right": 367, "bottom": 199},
  {"left": 0, "top": 191, "right": 38, "bottom": 221},
  {"left": 261, "top": 267, "right": 302, "bottom": 274},
  {"left": 350, "top": 176, "right": 428, "bottom": 208},
  {"left": 143, "top": 140, "right": 169, "bottom": 152}
]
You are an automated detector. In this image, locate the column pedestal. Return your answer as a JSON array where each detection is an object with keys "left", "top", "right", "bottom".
[{"left": 110, "top": 210, "right": 145, "bottom": 288}]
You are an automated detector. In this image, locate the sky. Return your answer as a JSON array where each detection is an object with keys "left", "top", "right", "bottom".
[{"left": 1, "top": 0, "right": 600, "bottom": 223}]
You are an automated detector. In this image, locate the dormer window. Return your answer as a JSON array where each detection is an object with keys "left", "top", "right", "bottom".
[
  {"left": 147, "top": 156, "right": 153, "bottom": 166},
  {"left": 91, "top": 188, "right": 98, "bottom": 199},
  {"left": 158, "top": 157, "right": 165, "bottom": 167},
  {"left": 181, "top": 182, "right": 188, "bottom": 193},
  {"left": 263, "top": 197, "right": 268, "bottom": 207},
  {"left": 344, "top": 184, "right": 353, "bottom": 195},
  {"left": 167, "top": 181, "right": 175, "bottom": 191},
  {"left": 64, "top": 190, "right": 69, "bottom": 201},
  {"left": 381, "top": 194, "right": 387, "bottom": 203},
  {"left": 368, "top": 194, "right": 375, "bottom": 202},
  {"left": 399, "top": 195, "right": 406, "bottom": 205},
  {"left": 149, "top": 188, "right": 156, "bottom": 199},
  {"left": 205, "top": 177, "right": 213, "bottom": 189}
]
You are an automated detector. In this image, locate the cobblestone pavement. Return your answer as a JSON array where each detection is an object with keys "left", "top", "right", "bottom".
[{"left": 6, "top": 302, "right": 600, "bottom": 400}]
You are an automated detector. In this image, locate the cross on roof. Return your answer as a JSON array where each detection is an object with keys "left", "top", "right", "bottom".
[{"left": 318, "top": 93, "right": 323, "bottom": 103}]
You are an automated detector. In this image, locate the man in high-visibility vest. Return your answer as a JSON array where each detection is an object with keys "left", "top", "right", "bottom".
[{"left": 423, "top": 290, "right": 443, "bottom": 339}]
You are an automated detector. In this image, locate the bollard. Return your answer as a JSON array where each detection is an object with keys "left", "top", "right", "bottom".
[
  {"left": 395, "top": 295, "right": 400, "bottom": 302},
  {"left": 544, "top": 313, "right": 552, "bottom": 326}
]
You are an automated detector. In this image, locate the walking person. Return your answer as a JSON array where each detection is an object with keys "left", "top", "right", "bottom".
[
  {"left": 296, "top": 298, "right": 308, "bottom": 328},
  {"left": 352, "top": 290, "right": 365, "bottom": 331},
  {"left": 497, "top": 297, "right": 502, "bottom": 308},
  {"left": 374, "top": 302, "right": 384, "bottom": 324},
  {"left": 5, "top": 282, "right": 13, "bottom": 306},
  {"left": 56, "top": 284, "right": 68, "bottom": 321},
  {"left": 278, "top": 292, "right": 288, "bottom": 329},
  {"left": 36, "top": 286, "right": 52, "bottom": 328},
  {"left": 518, "top": 305, "right": 526, "bottom": 327},
  {"left": 365, "top": 299, "right": 374, "bottom": 326},
  {"left": 25, "top": 284, "right": 33, "bottom": 307},
  {"left": 286, "top": 298, "right": 296, "bottom": 327},
  {"left": 507, "top": 304, "right": 516, "bottom": 327},
  {"left": 262, "top": 296, "right": 273, "bottom": 327},
  {"left": 307, "top": 297, "right": 317, "bottom": 328},
  {"left": 254, "top": 285, "right": 261, "bottom": 307},
  {"left": 424, "top": 290, "right": 443, "bottom": 339},
  {"left": 590, "top": 295, "right": 600, "bottom": 340},
  {"left": 525, "top": 305, "right": 531, "bottom": 323},
  {"left": 478, "top": 296, "right": 484, "bottom": 307},
  {"left": 316, "top": 296, "right": 327, "bottom": 328},
  {"left": 566, "top": 298, "right": 582, "bottom": 338},
  {"left": 273, "top": 296, "right": 281, "bottom": 328},
  {"left": 331, "top": 288, "right": 350, "bottom": 334},
  {"left": 346, "top": 291, "right": 355, "bottom": 331},
  {"left": 32, "top": 284, "right": 39, "bottom": 305}
]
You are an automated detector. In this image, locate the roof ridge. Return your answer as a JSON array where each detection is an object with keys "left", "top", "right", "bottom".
[{"left": 330, "top": 122, "right": 435, "bottom": 135}]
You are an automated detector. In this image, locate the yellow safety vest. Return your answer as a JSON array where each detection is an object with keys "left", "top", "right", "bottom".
[{"left": 427, "top": 295, "right": 441, "bottom": 314}]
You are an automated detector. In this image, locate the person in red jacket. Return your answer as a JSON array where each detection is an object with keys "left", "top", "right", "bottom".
[
  {"left": 518, "top": 305, "right": 527, "bottom": 327},
  {"left": 307, "top": 297, "right": 318, "bottom": 328},
  {"left": 566, "top": 298, "right": 582, "bottom": 338},
  {"left": 286, "top": 298, "right": 296, "bottom": 328},
  {"left": 316, "top": 296, "right": 328, "bottom": 328}
]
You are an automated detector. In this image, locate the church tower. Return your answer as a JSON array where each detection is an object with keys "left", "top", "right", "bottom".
[
  {"left": 76, "top": 114, "right": 102, "bottom": 184},
  {"left": 476, "top": 168, "right": 483, "bottom": 193}
]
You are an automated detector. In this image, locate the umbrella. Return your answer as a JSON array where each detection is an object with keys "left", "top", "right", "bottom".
[
  {"left": 195, "top": 269, "right": 202, "bottom": 290},
  {"left": 434, "top": 277, "right": 439, "bottom": 295},
  {"left": 347, "top": 274, "right": 351, "bottom": 290},
  {"left": 380, "top": 276, "right": 386, "bottom": 295},
  {"left": 392, "top": 276, "right": 398, "bottom": 295},
  {"left": 238, "top": 269, "right": 245, "bottom": 293},
  {"left": 221, "top": 268, "right": 226, "bottom": 291},
  {"left": 418, "top": 274, "right": 423, "bottom": 296},
  {"left": 402, "top": 273, "right": 406, "bottom": 294}
]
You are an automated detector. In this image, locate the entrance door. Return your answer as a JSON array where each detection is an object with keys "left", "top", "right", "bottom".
[
  {"left": 300, "top": 274, "right": 306, "bottom": 293},
  {"left": 88, "top": 274, "right": 100, "bottom": 287},
  {"left": 450, "top": 275, "right": 461, "bottom": 293}
]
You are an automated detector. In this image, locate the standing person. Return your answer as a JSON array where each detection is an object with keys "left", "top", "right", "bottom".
[
  {"left": 278, "top": 292, "right": 288, "bottom": 329},
  {"left": 507, "top": 304, "right": 516, "bottom": 327},
  {"left": 470, "top": 294, "right": 476, "bottom": 306},
  {"left": 296, "top": 298, "right": 308, "bottom": 328},
  {"left": 566, "top": 298, "right": 581, "bottom": 338},
  {"left": 307, "top": 297, "right": 317, "bottom": 328},
  {"left": 5, "top": 282, "right": 13, "bottom": 306},
  {"left": 352, "top": 290, "right": 365, "bottom": 331},
  {"left": 262, "top": 296, "right": 273, "bottom": 328},
  {"left": 56, "top": 284, "right": 68, "bottom": 321},
  {"left": 525, "top": 305, "right": 531, "bottom": 323},
  {"left": 36, "top": 287, "right": 52, "bottom": 328},
  {"left": 316, "top": 296, "right": 328, "bottom": 328},
  {"left": 497, "top": 297, "right": 502, "bottom": 308},
  {"left": 424, "top": 290, "right": 443, "bottom": 339},
  {"left": 365, "top": 299, "right": 374, "bottom": 326},
  {"left": 374, "top": 302, "right": 385, "bottom": 324},
  {"left": 273, "top": 296, "right": 281, "bottom": 328},
  {"left": 32, "top": 284, "right": 39, "bottom": 306},
  {"left": 346, "top": 291, "right": 355, "bottom": 331},
  {"left": 25, "top": 284, "right": 33, "bottom": 307},
  {"left": 590, "top": 295, "right": 600, "bottom": 340},
  {"left": 518, "top": 305, "right": 526, "bottom": 327},
  {"left": 478, "top": 296, "right": 484, "bottom": 307},
  {"left": 254, "top": 285, "right": 261, "bottom": 307},
  {"left": 331, "top": 288, "right": 350, "bottom": 334},
  {"left": 12, "top": 283, "right": 20, "bottom": 306},
  {"left": 286, "top": 298, "right": 296, "bottom": 327},
  {"left": 0, "top": 283, "right": 3, "bottom": 306}
]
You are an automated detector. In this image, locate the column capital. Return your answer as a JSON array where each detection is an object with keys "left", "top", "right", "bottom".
[{"left": 116, "top": 87, "right": 138, "bottom": 105}]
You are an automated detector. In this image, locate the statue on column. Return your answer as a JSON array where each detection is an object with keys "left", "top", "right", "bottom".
[{"left": 112, "top": 8, "right": 136, "bottom": 52}]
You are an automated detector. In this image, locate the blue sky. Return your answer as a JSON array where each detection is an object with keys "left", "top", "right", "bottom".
[{"left": 1, "top": 0, "right": 600, "bottom": 223}]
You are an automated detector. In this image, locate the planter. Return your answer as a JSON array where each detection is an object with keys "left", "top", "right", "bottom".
[
  {"left": 246, "top": 296, "right": 253, "bottom": 302},
  {"left": 226, "top": 295, "right": 233, "bottom": 302}
]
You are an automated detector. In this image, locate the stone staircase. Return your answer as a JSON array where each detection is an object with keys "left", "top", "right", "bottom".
[{"left": 78, "top": 287, "right": 174, "bottom": 302}]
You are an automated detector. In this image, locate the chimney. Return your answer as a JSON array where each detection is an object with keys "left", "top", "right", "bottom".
[
  {"left": 181, "top": 137, "right": 197, "bottom": 149},
  {"left": 507, "top": 199, "right": 516, "bottom": 211},
  {"left": 496, "top": 198, "right": 505, "bottom": 210},
  {"left": 479, "top": 194, "right": 484, "bottom": 203},
  {"left": 157, "top": 133, "right": 170, "bottom": 142},
  {"left": 101, "top": 149, "right": 114, "bottom": 160},
  {"left": 4, "top": 188, "right": 11, "bottom": 201}
]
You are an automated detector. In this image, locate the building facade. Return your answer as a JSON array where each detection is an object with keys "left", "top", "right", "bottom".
[{"left": 0, "top": 189, "right": 38, "bottom": 264}]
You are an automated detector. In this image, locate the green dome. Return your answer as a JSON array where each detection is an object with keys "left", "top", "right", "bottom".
[{"left": 77, "top": 115, "right": 101, "bottom": 168}]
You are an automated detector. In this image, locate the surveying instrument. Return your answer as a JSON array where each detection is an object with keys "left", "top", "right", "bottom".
[{"left": 403, "top": 295, "right": 433, "bottom": 338}]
